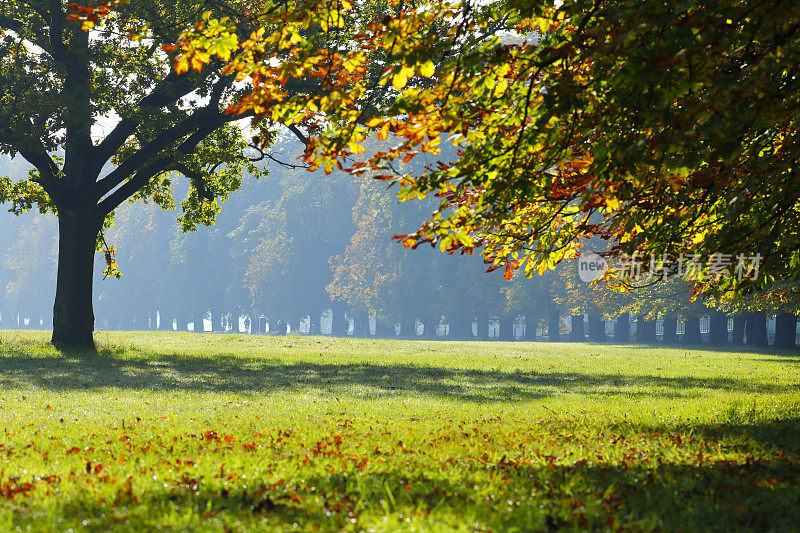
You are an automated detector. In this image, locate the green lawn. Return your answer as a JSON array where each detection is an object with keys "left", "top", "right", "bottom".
[{"left": 1, "top": 331, "right": 799, "bottom": 531}]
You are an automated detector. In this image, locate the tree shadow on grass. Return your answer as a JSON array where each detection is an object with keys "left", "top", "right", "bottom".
[
  {"left": 44, "top": 455, "right": 800, "bottom": 532},
  {"left": 0, "top": 344, "right": 798, "bottom": 403},
  {"left": 755, "top": 357, "right": 800, "bottom": 365}
]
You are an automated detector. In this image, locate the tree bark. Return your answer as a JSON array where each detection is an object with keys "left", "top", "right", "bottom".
[
  {"left": 708, "top": 311, "right": 729, "bottom": 346},
  {"left": 773, "top": 312, "right": 797, "bottom": 350},
  {"left": 615, "top": 313, "right": 630, "bottom": 343},
  {"left": 637, "top": 315, "right": 657, "bottom": 343},
  {"left": 731, "top": 316, "right": 746, "bottom": 345},
  {"left": 682, "top": 316, "right": 702, "bottom": 345},
  {"left": 500, "top": 313, "right": 515, "bottom": 341},
  {"left": 662, "top": 316, "right": 678, "bottom": 344},
  {"left": 569, "top": 314, "right": 584, "bottom": 342},
  {"left": 587, "top": 314, "right": 605, "bottom": 342},
  {"left": 548, "top": 309, "right": 561, "bottom": 342},
  {"left": 745, "top": 311, "right": 768, "bottom": 348},
  {"left": 52, "top": 209, "right": 100, "bottom": 350}
]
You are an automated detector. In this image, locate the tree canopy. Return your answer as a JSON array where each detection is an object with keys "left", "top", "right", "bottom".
[{"left": 183, "top": 0, "right": 800, "bottom": 296}]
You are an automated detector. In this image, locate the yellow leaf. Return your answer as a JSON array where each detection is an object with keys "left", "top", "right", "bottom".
[
  {"left": 190, "top": 51, "right": 211, "bottom": 72},
  {"left": 377, "top": 122, "right": 390, "bottom": 140},
  {"left": 365, "top": 118, "right": 382, "bottom": 128},
  {"left": 392, "top": 70, "right": 408, "bottom": 90},
  {"left": 605, "top": 196, "right": 620, "bottom": 210},
  {"left": 419, "top": 60, "right": 434, "bottom": 77},
  {"left": 175, "top": 58, "right": 189, "bottom": 75},
  {"left": 537, "top": 262, "right": 548, "bottom": 275}
]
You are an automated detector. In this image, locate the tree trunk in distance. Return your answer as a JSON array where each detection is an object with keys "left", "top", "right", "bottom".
[
  {"left": 448, "top": 314, "right": 470, "bottom": 340},
  {"left": 376, "top": 321, "right": 393, "bottom": 338},
  {"left": 500, "top": 313, "right": 515, "bottom": 341},
  {"left": 405, "top": 319, "right": 417, "bottom": 339},
  {"left": 683, "top": 316, "right": 702, "bottom": 345},
  {"left": 731, "top": 316, "right": 746, "bottom": 345},
  {"left": 636, "top": 316, "right": 656, "bottom": 343},
  {"left": 427, "top": 315, "right": 438, "bottom": 339},
  {"left": 475, "top": 312, "right": 488, "bottom": 340},
  {"left": 570, "top": 314, "right": 584, "bottom": 342},
  {"left": 773, "top": 312, "right": 797, "bottom": 349},
  {"left": 615, "top": 314, "right": 630, "bottom": 343},
  {"left": 708, "top": 312, "right": 729, "bottom": 346},
  {"left": 587, "top": 314, "right": 605, "bottom": 342},
  {"left": 662, "top": 316, "right": 678, "bottom": 344},
  {"left": 52, "top": 209, "right": 100, "bottom": 351},
  {"left": 745, "top": 311, "right": 768, "bottom": 348},
  {"left": 548, "top": 309, "right": 561, "bottom": 342},
  {"left": 520, "top": 311, "right": 536, "bottom": 341}
]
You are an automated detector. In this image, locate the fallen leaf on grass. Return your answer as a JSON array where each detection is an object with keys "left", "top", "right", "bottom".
[{"left": 115, "top": 476, "right": 136, "bottom": 506}]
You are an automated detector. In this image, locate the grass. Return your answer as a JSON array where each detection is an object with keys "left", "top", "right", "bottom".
[{"left": 1, "top": 330, "right": 799, "bottom": 531}]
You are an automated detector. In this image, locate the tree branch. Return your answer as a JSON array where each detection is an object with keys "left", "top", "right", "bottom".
[
  {"left": 0, "top": 125, "right": 63, "bottom": 203},
  {"left": 97, "top": 155, "right": 174, "bottom": 215},
  {"left": 287, "top": 123, "right": 309, "bottom": 145},
  {"left": 0, "top": 13, "right": 24, "bottom": 34},
  {"left": 94, "top": 108, "right": 224, "bottom": 201},
  {"left": 94, "top": 71, "right": 197, "bottom": 164},
  {"left": 170, "top": 161, "right": 214, "bottom": 201}
]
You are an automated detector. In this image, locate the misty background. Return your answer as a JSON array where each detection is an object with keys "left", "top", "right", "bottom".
[{"left": 0, "top": 135, "right": 532, "bottom": 336}]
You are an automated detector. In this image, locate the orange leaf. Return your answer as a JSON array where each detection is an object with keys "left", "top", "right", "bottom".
[{"left": 503, "top": 263, "right": 514, "bottom": 280}]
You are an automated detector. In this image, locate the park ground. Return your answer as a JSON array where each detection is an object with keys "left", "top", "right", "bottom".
[{"left": 0, "top": 331, "right": 799, "bottom": 531}]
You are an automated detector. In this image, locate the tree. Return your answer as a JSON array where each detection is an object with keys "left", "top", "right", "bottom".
[
  {"left": 188, "top": 0, "right": 800, "bottom": 300},
  {"left": 327, "top": 174, "right": 509, "bottom": 338},
  {"left": 0, "top": 0, "right": 337, "bottom": 348}
]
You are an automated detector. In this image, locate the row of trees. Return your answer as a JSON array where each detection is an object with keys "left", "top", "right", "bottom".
[
  {"left": 3, "top": 144, "right": 798, "bottom": 348},
  {"left": 7, "top": 148, "right": 796, "bottom": 348}
]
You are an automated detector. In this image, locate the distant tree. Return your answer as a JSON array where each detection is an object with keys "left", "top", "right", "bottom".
[
  {"left": 327, "top": 174, "right": 509, "bottom": 338},
  {"left": 3, "top": 214, "right": 57, "bottom": 320},
  {"left": 237, "top": 163, "right": 359, "bottom": 322}
]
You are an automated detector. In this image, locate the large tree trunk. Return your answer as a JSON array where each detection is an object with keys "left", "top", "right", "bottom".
[
  {"left": 731, "top": 315, "right": 746, "bottom": 345},
  {"left": 615, "top": 313, "right": 630, "bottom": 343},
  {"left": 682, "top": 316, "right": 702, "bottom": 345},
  {"left": 708, "top": 312, "right": 729, "bottom": 346},
  {"left": 773, "top": 312, "right": 797, "bottom": 350},
  {"left": 52, "top": 209, "right": 100, "bottom": 350},
  {"left": 745, "top": 311, "right": 768, "bottom": 348},
  {"left": 662, "top": 316, "right": 678, "bottom": 344}
]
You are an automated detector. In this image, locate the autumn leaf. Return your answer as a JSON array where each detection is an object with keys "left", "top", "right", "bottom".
[
  {"left": 377, "top": 122, "right": 390, "bottom": 140},
  {"left": 503, "top": 262, "right": 514, "bottom": 280},
  {"left": 115, "top": 477, "right": 135, "bottom": 506}
]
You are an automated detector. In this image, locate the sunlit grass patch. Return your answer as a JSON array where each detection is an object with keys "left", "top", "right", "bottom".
[{"left": 0, "top": 330, "right": 799, "bottom": 531}]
